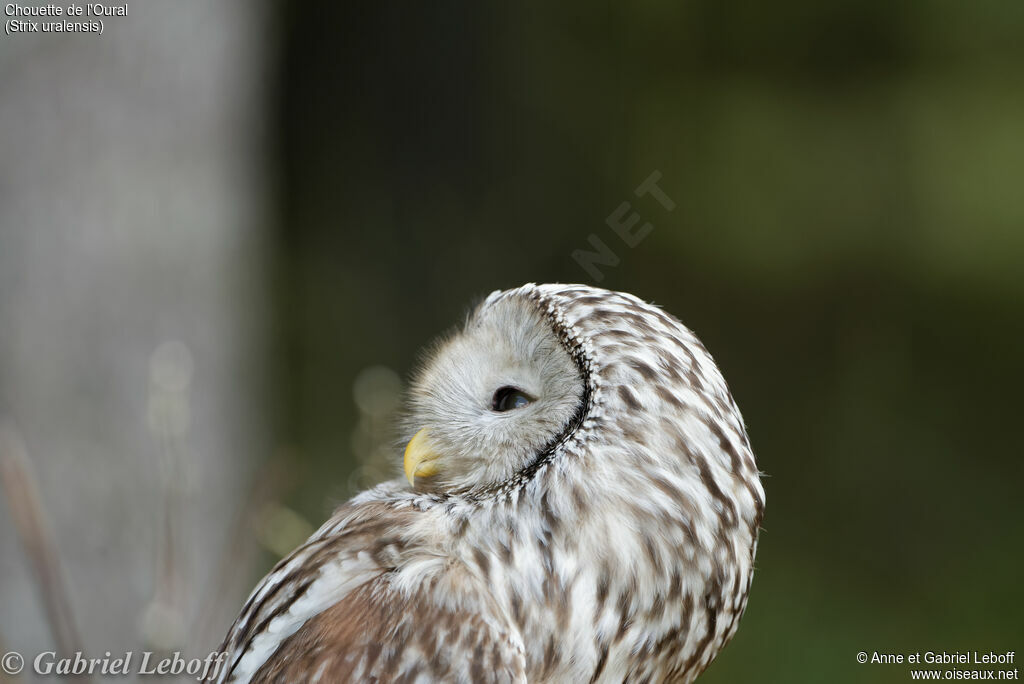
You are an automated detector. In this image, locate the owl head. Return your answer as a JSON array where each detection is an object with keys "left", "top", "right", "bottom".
[
  {"left": 400, "top": 282, "right": 762, "bottom": 554},
  {"left": 402, "top": 291, "right": 585, "bottom": 494}
]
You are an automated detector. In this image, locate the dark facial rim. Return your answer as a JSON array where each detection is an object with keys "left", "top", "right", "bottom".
[
  {"left": 484, "top": 287, "right": 596, "bottom": 496},
  {"left": 434, "top": 285, "right": 596, "bottom": 502}
]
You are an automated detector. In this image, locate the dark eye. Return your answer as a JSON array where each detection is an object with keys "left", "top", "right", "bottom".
[{"left": 491, "top": 386, "right": 534, "bottom": 412}]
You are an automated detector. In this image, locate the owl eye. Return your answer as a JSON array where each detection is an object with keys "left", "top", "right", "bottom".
[{"left": 491, "top": 386, "right": 534, "bottom": 412}]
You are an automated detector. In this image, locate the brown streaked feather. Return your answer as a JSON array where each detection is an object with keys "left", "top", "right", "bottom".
[
  {"left": 214, "top": 501, "right": 409, "bottom": 682},
  {"left": 251, "top": 576, "right": 526, "bottom": 683}
]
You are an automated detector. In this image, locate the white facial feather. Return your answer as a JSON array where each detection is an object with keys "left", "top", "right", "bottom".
[{"left": 403, "top": 295, "right": 584, "bottom": 493}]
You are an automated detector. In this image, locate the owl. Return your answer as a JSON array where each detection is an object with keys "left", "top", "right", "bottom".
[{"left": 212, "top": 283, "right": 764, "bottom": 683}]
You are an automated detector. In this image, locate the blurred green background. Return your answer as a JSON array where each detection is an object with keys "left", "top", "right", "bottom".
[{"left": 268, "top": 2, "right": 1023, "bottom": 681}]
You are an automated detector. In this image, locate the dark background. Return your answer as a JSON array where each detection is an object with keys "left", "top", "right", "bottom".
[{"left": 270, "top": 2, "right": 1023, "bottom": 682}]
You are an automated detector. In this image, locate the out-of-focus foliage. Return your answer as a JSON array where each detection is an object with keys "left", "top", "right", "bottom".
[{"left": 270, "top": 2, "right": 1023, "bottom": 681}]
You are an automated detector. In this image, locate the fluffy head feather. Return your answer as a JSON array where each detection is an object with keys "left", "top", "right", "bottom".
[{"left": 403, "top": 296, "right": 583, "bottom": 493}]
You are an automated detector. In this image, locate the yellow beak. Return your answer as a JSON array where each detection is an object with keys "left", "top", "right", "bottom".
[{"left": 404, "top": 428, "right": 442, "bottom": 485}]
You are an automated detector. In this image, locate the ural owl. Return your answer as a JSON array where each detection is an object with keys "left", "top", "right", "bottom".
[{"left": 212, "top": 283, "right": 764, "bottom": 683}]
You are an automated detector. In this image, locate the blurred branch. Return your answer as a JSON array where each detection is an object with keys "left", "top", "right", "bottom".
[
  {"left": 195, "top": 454, "right": 300, "bottom": 649},
  {"left": 140, "top": 340, "right": 193, "bottom": 651},
  {"left": 0, "top": 420, "right": 88, "bottom": 679}
]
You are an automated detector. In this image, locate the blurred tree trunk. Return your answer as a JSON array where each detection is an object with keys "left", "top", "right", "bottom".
[{"left": 0, "top": 0, "right": 271, "bottom": 658}]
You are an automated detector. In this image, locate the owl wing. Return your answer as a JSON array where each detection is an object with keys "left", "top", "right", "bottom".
[{"left": 213, "top": 500, "right": 527, "bottom": 683}]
